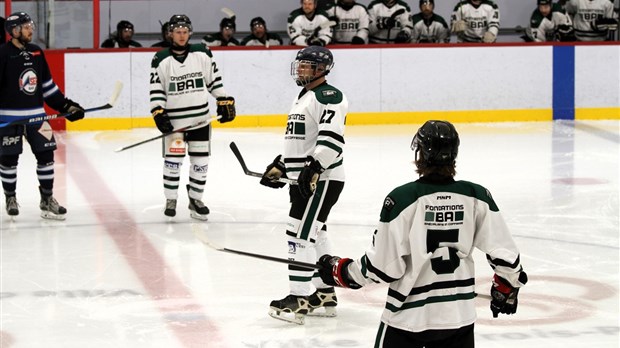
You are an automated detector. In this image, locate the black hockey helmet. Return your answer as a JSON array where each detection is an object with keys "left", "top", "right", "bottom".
[
  {"left": 411, "top": 120, "right": 459, "bottom": 166},
  {"left": 169, "top": 14, "right": 193, "bottom": 34},
  {"left": 160, "top": 21, "right": 170, "bottom": 38},
  {"left": 5, "top": 12, "right": 34, "bottom": 37},
  {"left": 291, "top": 46, "right": 335, "bottom": 86},
  {"left": 250, "top": 17, "right": 266, "bottom": 29},
  {"left": 117, "top": 20, "right": 134, "bottom": 33},
  {"left": 537, "top": 0, "right": 552, "bottom": 5},
  {"left": 420, "top": 0, "right": 434, "bottom": 5},
  {"left": 220, "top": 17, "right": 236, "bottom": 30}
]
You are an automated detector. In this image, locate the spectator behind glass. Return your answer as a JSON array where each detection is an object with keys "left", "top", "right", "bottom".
[
  {"left": 525, "top": 0, "right": 574, "bottom": 42},
  {"left": 151, "top": 21, "right": 172, "bottom": 47},
  {"left": 241, "top": 17, "right": 283, "bottom": 47},
  {"left": 288, "top": 0, "right": 333, "bottom": 46},
  {"left": 202, "top": 17, "right": 240, "bottom": 47},
  {"left": 325, "top": 0, "right": 370, "bottom": 44},
  {"left": 368, "top": 0, "right": 414, "bottom": 44},
  {"left": 410, "top": 0, "right": 450, "bottom": 43},
  {"left": 563, "top": 0, "right": 617, "bottom": 41},
  {"left": 451, "top": 0, "right": 500, "bottom": 43},
  {"left": 101, "top": 20, "right": 142, "bottom": 48}
]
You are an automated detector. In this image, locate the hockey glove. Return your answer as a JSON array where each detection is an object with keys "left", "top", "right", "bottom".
[
  {"left": 260, "top": 155, "right": 287, "bottom": 189},
  {"left": 307, "top": 36, "right": 326, "bottom": 46},
  {"left": 594, "top": 18, "right": 618, "bottom": 32},
  {"left": 298, "top": 156, "right": 324, "bottom": 199},
  {"left": 482, "top": 31, "right": 496, "bottom": 43},
  {"left": 490, "top": 273, "right": 526, "bottom": 318},
  {"left": 383, "top": 17, "right": 397, "bottom": 30},
  {"left": 152, "top": 107, "right": 174, "bottom": 134},
  {"left": 351, "top": 36, "right": 365, "bottom": 45},
  {"left": 395, "top": 31, "right": 410, "bottom": 43},
  {"left": 317, "top": 254, "right": 362, "bottom": 289},
  {"left": 217, "top": 96, "right": 236, "bottom": 123},
  {"left": 62, "top": 99, "right": 85, "bottom": 122},
  {"left": 451, "top": 20, "right": 467, "bottom": 34}
]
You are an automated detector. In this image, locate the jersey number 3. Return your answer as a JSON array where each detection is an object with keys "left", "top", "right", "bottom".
[{"left": 427, "top": 229, "right": 460, "bottom": 274}]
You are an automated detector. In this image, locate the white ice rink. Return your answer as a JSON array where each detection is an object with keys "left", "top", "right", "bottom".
[{"left": 1, "top": 121, "right": 619, "bottom": 348}]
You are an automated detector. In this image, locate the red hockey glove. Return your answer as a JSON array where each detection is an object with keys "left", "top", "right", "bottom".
[{"left": 317, "top": 254, "right": 362, "bottom": 289}]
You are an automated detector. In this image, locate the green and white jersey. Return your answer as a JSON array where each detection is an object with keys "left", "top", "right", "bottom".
[
  {"left": 282, "top": 82, "right": 348, "bottom": 182},
  {"left": 347, "top": 176, "right": 526, "bottom": 332},
  {"left": 368, "top": 0, "right": 413, "bottom": 43},
  {"left": 527, "top": 5, "right": 573, "bottom": 42},
  {"left": 287, "top": 9, "right": 333, "bottom": 46},
  {"left": 411, "top": 13, "right": 450, "bottom": 43},
  {"left": 325, "top": 2, "right": 370, "bottom": 43},
  {"left": 150, "top": 44, "right": 228, "bottom": 129},
  {"left": 565, "top": 0, "right": 615, "bottom": 41},
  {"left": 451, "top": 0, "right": 500, "bottom": 43}
]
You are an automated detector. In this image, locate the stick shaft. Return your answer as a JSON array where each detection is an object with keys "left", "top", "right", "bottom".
[
  {"left": 219, "top": 247, "right": 321, "bottom": 270},
  {"left": 115, "top": 118, "right": 216, "bottom": 152},
  {"left": 229, "top": 142, "right": 297, "bottom": 184}
]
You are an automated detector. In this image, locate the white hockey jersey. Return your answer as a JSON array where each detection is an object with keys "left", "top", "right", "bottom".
[
  {"left": 150, "top": 44, "right": 228, "bottom": 130},
  {"left": 282, "top": 83, "right": 348, "bottom": 182},
  {"left": 368, "top": 0, "right": 414, "bottom": 43},
  {"left": 451, "top": 0, "right": 500, "bottom": 43},
  {"left": 288, "top": 9, "right": 333, "bottom": 46},
  {"left": 565, "top": 0, "right": 615, "bottom": 41},
  {"left": 347, "top": 176, "right": 526, "bottom": 332},
  {"left": 325, "top": 2, "right": 370, "bottom": 43},
  {"left": 411, "top": 12, "right": 450, "bottom": 43},
  {"left": 527, "top": 5, "right": 573, "bottom": 42}
]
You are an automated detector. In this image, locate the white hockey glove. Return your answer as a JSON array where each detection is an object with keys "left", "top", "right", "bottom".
[
  {"left": 451, "top": 20, "right": 467, "bottom": 33},
  {"left": 482, "top": 31, "right": 497, "bottom": 43}
]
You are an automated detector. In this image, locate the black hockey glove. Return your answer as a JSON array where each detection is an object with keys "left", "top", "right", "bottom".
[
  {"left": 594, "top": 18, "right": 618, "bottom": 32},
  {"left": 382, "top": 17, "right": 397, "bottom": 30},
  {"left": 298, "top": 156, "right": 324, "bottom": 199},
  {"left": 317, "top": 254, "right": 362, "bottom": 289},
  {"left": 152, "top": 107, "right": 174, "bottom": 134},
  {"left": 217, "top": 96, "right": 236, "bottom": 123},
  {"left": 260, "top": 155, "right": 287, "bottom": 189},
  {"left": 490, "top": 273, "right": 526, "bottom": 318},
  {"left": 395, "top": 31, "right": 410, "bottom": 43},
  {"left": 307, "top": 37, "right": 326, "bottom": 47},
  {"left": 62, "top": 98, "right": 85, "bottom": 122},
  {"left": 351, "top": 36, "right": 365, "bottom": 45}
]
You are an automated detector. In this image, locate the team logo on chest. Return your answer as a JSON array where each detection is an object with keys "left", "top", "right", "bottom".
[{"left": 19, "top": 69, "right": 38, "bottom": 95}]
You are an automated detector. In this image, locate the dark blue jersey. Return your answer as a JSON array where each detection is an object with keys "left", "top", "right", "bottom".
[{"left": 0, "top": 41, "right": 66, "bottom": 123}]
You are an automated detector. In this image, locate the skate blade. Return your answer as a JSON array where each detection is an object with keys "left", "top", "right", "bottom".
[
  {"left": 190, "top": 211, "right": 208, "bottom": 221},
  {"left": 308, "top": 306, "right": 337, "bottom": 317},
  {"left": 268, "top": 309, "right": 305, "bottom": 325},
  {"left": 41, "top": 211, "right": 66, "bottom": 221}
]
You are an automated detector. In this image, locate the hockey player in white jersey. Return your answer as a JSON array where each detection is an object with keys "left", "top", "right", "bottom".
[
  {"left": 288, "top": 0, "right": 333, "bottom": 46},
  {"left": 564, "top": 0, "right": 617, "bottom": 41},
  {"left": 411, "top": 0, "right": 450, "bottom": 43},
  {"left": 451, "top": 0, "right": 500, "bottom": 43},
  {"left": 150, "top": 14, "right": 236, "bottom": 220},
  {"left": 318, "top": 120, "right": 528, "bottom": 347},
  {"left": 526, "top": 0, "right": 574, "bottom": 42},
  {"left": 325, "top": 0, "right": 370, "bottom": 44},
  {"left": 260, "top": 46, "right": 348, "bottom": 325},
  {"left": 368, "top": 0, "right": 414, "bottom": 43}
]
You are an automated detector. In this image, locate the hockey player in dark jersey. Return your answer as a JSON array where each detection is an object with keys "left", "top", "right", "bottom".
[
  {"left": 0, "top": 12, "right": 85, "bottom": 220},
  {"left": 318, "top": 120, "right": 528, "bottom": 347},
  {"left": 260, "top": 46, "right": 348, "bottom": 325}
]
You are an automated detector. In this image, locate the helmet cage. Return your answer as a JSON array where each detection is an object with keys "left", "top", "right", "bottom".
[{"left": 290, "top": 47, "right": 334, "bottom": 86}]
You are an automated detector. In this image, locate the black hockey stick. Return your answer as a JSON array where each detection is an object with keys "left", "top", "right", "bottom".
[
  {"left": 229, "top": 141, "right": 297, "bottom": 185},
  {"left": 307, "top": 20, "right": 338, "bottom": 44},
  {"left": 0, "top": 81, "right": 123, "bottom": 128},
  {"left": 114, "top": 116, "right": 220, "bottom": 152},
  {"left": 386, "top": 8, "right": 406, "bottom": 43},
  {"left": 194, "top": 228, "right": 321, "bottom": 270}
]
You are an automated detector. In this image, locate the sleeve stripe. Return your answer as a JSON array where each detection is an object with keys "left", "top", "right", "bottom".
[
  {"left": 366, "top": 256, "right": 399, "bottom": 283},
  {"left": 318, "top": 130, "right": 345, "bottom": 143},
  {"left": 486, "top": 254, "right": 521, "bottom": 269},
  {"left": 316, "top": 140, "right": 342, "bottom": 154}
]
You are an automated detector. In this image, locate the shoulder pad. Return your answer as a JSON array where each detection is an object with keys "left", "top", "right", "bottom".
[
  {"left": 313, "top": 84, "right": 343, "bottom": 105},
  {"left": 190, "top": 44, "right": 213, "bottom": 57}
]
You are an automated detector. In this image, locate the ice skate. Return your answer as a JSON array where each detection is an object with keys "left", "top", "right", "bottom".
[
  {"left": 308, "top": 287, "right": 337, "bottom": 317},
  {"left": 268, "top": 294, "right": 309, "bottom": 325},
  {"left": 5, "top": 195, "right": 19, "bottom": 219},
  {"left": 187, "top": 185, "right": 209, "bottom": 220},
  {"left": 164, "top": 199, "right": 177, "bottom": 217},
  {"left": 39, "top": 190, "right": 67, "bottom": 221}
]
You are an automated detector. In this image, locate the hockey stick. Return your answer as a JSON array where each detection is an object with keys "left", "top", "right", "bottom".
[
  {"left": 221, "top": 7, "right": 236, "bottom": 20},
  {"left": 229, "top": 141, "right": 298, "bottom": 185},
  {"left": 114, "top": 116, "right": 220, "bottom": 153},
  {"left": 386, "top": 8, "right": 406, "bottom": 43},
  {"left": 193, "top": 228, "right": 321, "bottom": 270},
  {"left": 0, "top": 81, "right": 123, "bottom": 128},
  {"left": 307, "top": 20, "right": 338, "bottom": 43}
]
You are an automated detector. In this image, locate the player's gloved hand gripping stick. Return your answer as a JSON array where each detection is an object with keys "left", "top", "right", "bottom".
[{"left": 0, "top": 81, "right": 123, "bottom": 128}]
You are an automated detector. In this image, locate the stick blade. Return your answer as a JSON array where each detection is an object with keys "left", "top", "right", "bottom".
[
  {"left": 192, "top": 225, "right": 225, "bottom": 251},
  {"left": 221, "top": 7, "right": 235, "bottom": 19},
  {"left": 108, "top": 81, "right": 124, "bottom": 107}
]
